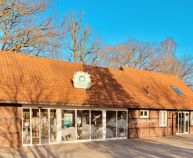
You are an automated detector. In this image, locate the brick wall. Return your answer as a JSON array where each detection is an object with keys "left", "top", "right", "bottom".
[
  {"left": 0, "top": 105, "right": 22, "bottom": 147},
  {"left": 128, "top": 109, "right": 177, "bottom": 138}
]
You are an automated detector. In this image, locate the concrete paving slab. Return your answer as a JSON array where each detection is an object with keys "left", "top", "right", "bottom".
[{"left": 0, "top": 135, "right": 193, "bottom": 158}]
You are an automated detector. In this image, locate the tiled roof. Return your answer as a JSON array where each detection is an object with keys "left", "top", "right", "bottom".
[{"left": 0, "top": 51, "right": 193, "bottom": 109}]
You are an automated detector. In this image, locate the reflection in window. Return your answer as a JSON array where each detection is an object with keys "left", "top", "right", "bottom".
[
  {"left": 106, "top": 111, "right": 116, "bottom": 138},
  {"left": 23, "top": 109, "right": 30, "bottom": 144},
  {"left": 91, "top": 111, "right": 103, "bottom": 139},
  {"left": 22, "top": 108, "right": 128, "bottom": 144},
  {"left": 32, "top": 109, "right": 40, "bottom": 144},
  {"left": 61, "top": 110, "right": 76, "bottom": 141},
  {"left": 117, "top": 111, "right": 127, "bottom": 137},
  {"left": 50, "top": 109, "right": 57, "bottom": 142},
  {"left": 77, "top": 110, "right": 90, "bottom": 140},
  {"left": 41, "top": 109, "right": 49, "bottom": 144}
]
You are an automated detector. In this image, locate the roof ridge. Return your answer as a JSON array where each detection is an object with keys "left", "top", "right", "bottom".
[
  {"left": 0, "top": 51, "right": 184, "bottom": 79},
  {"left": 120, "top": 66, "right": 179, "bottom": 78},
  {"left": 0, "top": 50, "right": 123, "bottom": 72}
]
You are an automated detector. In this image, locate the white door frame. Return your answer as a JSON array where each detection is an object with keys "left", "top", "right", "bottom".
[{"left": 176, "top": 111, "right": 189, "bottom": 134}]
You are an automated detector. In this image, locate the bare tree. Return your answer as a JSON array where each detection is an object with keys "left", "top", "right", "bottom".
[
  {"left": 152, "top": 38, "right": 177, "bottom": 72},
  {"left": 153, "top": 38, "right": 193, "bottom": 87},
  {"left": 99, "top": 37, "right": 193, "bottom": 88},
  {"left": 0, "top": 0, "right": 62, "bottom": 57},
  {"left": 98, "top": 40, "right": 157, "bottom": 70},
  {"left": 63, "top": 13, "right": 101, "bottom": 64}
]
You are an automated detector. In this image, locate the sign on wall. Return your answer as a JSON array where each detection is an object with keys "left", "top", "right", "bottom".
[
  {"left": 131, "top": 119, "right": 157, "bottom": 124},
  {"left": 73, "top": 71, "right": 91, "bottom": 89}
]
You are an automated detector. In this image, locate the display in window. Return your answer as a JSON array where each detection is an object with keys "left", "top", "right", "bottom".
[
  {"left": 32, "top": 109, "right": 40, "bottom": 144},
  {"left": 61, "top": 110, "right": 76, "bottom": 141},
  {"left": 106, "top": 111, "right": 116, "bottom": 138},
  {"left": 91, "top": 111, "right": 103, "bottom": 139},
  {"left": 41, "top": 109, "right": 49, "bottom": 144},
  {"left": 117, "top": 111, "right": 127, "bottom": 137},
  {"left": 23, "top": 109, "right": 30, "bottom": 144},
  {"left": 50, "top": 109, "right": 57, "bottom": 142},
  {"left": 77, "top": 110, "right": 90, "bottom": 140}
]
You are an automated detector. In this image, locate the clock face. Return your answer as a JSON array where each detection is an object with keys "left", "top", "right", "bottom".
[{"left": 79, "top": 75, "right": 86, "bottom": 82}]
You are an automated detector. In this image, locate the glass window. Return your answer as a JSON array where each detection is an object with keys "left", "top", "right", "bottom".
[
  {"left": 91, "top": 110, "right": 103, "bottom": 139},
  {"left": 159, "top": 110, "right": 167, "bottom": 127},
  {"left": 40, "top": 109, "right": 49, "bottom": 144},
  {"left": 50, "top": 109, "right": 57, "bottom": 142},
  {"left": 77, "top": 110, "right": 90, "bottom": 140},
  {"left": 22, "top": 108, "right": 128, "bottom": 144},
  {"left": 61, "top": 110, "right": 76, "bottom": 141},
  {"left": 22, "top": 109, "right": 31, "bottom": 144},
  {"left": 106, "top": 111, "right": 116, "bottom": 138},
  {"left": 171, "top": 86, "right": 184, "bottom": 96},
  {"left": 191, "top": 112, "right": 193, "bottom": 125},
  {"left": 140, "top": 110, "right": 149, "bottom": 118},
  {"left": 32, "top": 109, "right": 40, "bottom": 144},
  {"left": 117, "top": 111, "right": 127, "bottom": 137}
]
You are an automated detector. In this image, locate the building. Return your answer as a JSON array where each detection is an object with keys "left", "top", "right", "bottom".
[{"left": 0, "top": 51, "right": 193, "bottom": 147}]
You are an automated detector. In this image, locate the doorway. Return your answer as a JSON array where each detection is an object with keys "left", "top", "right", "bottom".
[{"left": 176, "top": 111, "right": 189, "bottom": 134}]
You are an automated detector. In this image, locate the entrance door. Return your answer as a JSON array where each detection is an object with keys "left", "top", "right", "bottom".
[{"left": 176, "top": 111, "right": 189, "bottom": 134}]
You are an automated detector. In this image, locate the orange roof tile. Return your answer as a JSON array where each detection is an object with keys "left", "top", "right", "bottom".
[{"left": 0, "top": 51, "right": 193, "bottom": 110}]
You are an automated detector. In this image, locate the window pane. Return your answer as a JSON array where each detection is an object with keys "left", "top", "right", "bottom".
[
  {"left": 32, "top": 109, "right": 40, "bottom": 144},
  {"left": 171, "top": 86, "right": 184, "bottom": 96},
  {"left": 117, "top": 111, "right": 127, "bottom": 137},
  {"left": 41, "top": 109, "right": 49, "bottom": 144},
  {"left": 91, "top": 110, "right": 103, "bottom": 139},
  {"left": 160, "top": 111, "right": 163, "bottom": 126},
  {"left": 106, "top": 111, "right": 116, "bottom": 138},
  {"left": 23, "top": 109, "right": 30, "bottom": 144},
  {"left": 163, "top": 111, "right": 166, "bottom": 125},
  {"left": 77, "top": 110, "right": 90, "bottom": 140},
  {"left": 61, "top": 110, "right": 76, "bottom": 141},
  {"left": 50, "top": 109, "right": 57, "bottom": 142},
  {"left": 159, "top": 111, "right": 167, "bottom": 127},
  {"left": 191, "top": 112, "right": 193, "bottom": 125}
]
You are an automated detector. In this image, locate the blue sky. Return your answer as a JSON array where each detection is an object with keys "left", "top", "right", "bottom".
[{"left": 48, "top": 0, "right": 193, "bottom": 58}]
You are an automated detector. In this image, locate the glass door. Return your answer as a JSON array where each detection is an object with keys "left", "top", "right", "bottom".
[
  {"left": 41, "top": 109, "right": 49, "bottom": 144},
  {"left": 77, "top": 110, "right": 90, "bottom": 140},
  {"left": 23, "top": 108, "right": 51, "bottom": 145},
  {"left": 184, "top": 112, "right": 189, "bottom": 133},
  {"left": 176, "top": 111, "right": 189, "bottom": 134},
  {"left": 50, "top": 109, "right": 57, "bottom": 142},
  {"left": 22, "top": 109, "right": 31, "bottom": 145},
  {"left": 106, "top": 111, "right": 116, "bottom": 138},
  {"left": 32, "top": 109, "right": 40, "bottom": 144},
  {"left": 61, "top": 110, "right": 76, "bottom": 141},
  {"left": 91, "top": 110, "right": 103, "bottom": 139}
]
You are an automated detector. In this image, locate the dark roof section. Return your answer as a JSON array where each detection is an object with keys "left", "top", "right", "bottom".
[{"left": 0, "top": 51, "right": 193, "bottom": 110}]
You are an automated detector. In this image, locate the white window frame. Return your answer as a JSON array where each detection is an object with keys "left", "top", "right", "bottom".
[
  {"left": 22, "top": 107, "right": 128, "bottom": 146},
  {"left": 159, "top": 110, "right": 167, "bottom": 127},
  {"left": 140, "top": 110, "right": 149, "bottom": 118},
  {"left": 191, "top": 111, "right": 193, "bottom": 125}
]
